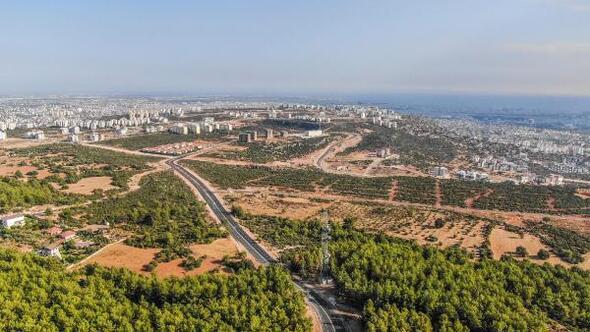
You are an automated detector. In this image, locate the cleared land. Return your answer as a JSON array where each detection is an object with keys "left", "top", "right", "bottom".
[
  {"left": 82, "top": 237, "right": 239, "bottom": 277},
  {"left": 63, "top": 176, "right": 116, "bottom": 195}
]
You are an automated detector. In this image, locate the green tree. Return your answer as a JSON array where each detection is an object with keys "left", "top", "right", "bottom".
[
  {"left": 537, "top": 249, "right": 550, "bottom": 260},
  {"left": 515, "top": 246, "right": 528, "bottom": 257}
]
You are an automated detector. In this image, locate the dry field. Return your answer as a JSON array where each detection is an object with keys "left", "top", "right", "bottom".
[
  {"left": 490, "top": 228, "right": 550, "bottom": 260},
  {"left": 63, "top": 176, "right": 116, "bottom": 195},
  {"left": 0, "top": 138, "right": 61, "bottom": 150},
  {"left": 226, "top": 190, "right": 331, "bottom": 220},
  {"left": 82, "top": 238, "right": 239, "bottom": 278},
  {"left": 488, "top": 227, "right": 590, "bottom": 270},
  {"left": 0, "top": 155, "right": 54, "bottom": 179},
  {"left": 325, "top": 201, "right": 487, "bottom": 254}
]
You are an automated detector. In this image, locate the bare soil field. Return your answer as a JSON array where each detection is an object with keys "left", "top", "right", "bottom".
[
  {"left": 372, "top": 164, "right": 426, "bottom": 177},
  {"left": 82, "top": 238, "right": 239, "bottom": 278},
  {"left": 0, "top": 138, "right": 61, "bottom": 150},
  {"left": 226, "top": 190, "right": 331, "bottom": 220},
  {"left": 0, "top": 165, "right": 54, "bottom": 179},
  {"left": 63, "top": 176, "right": 116, "bottom": 195},
  {"left": 83, "top": 243, "right": 159, "bottom": 275}
]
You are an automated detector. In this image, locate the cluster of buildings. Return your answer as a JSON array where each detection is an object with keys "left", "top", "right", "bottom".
[
  {"left": 1, "top": 212, "right": 110, "bottom": 259},
  {"left": 456, "top": 170, "right": 490, "bottom": 181},
  {"left": 376, "top": 148, "right": 394, "bottom": 158},
  {"left": 24, "top": 130, "right": 46, "bottom": 140},
  {"left": 519, "top": 173, "right": 564, "bottom": 186},
  {"left": 366, "top": 112, "right": 401, "bottom": 129},
  {"left": 142, "top": 142, "right": 202, "bottom": 156},
  {"left": 169, "top": 118, "right": 233, "bottom": 136},
  {"left": 474, "top": 156, "right": 529, "bottom": 173},
  {"left": 238, "top": 128, "right": 288, "bottom": 143}
]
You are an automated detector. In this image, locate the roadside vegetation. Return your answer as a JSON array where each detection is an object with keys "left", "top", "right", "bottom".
[
  {"left": 182, "top": 160, "right": 392, "bottom": 199},
  {"left": 237, "top": 213, "right": 322, "bottom": 249}
]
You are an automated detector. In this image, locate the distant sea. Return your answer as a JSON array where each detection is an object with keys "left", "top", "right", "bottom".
[
  {"left": 340, "top": 93, "right": 590, "bottom": 131},
  {"left": 347, "top": 94, "right": 590, "bottom": 115}
]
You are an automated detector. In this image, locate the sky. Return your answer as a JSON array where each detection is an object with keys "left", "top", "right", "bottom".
[{"left": 1, "top": 0, "right": 589, "bottom": 96}]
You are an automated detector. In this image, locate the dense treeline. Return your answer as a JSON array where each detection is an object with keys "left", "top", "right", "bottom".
[
  {"left": 440, "top": 179, "right": 488, "bottom": 207},
  {"left": 75, "top": 171, "right": 226, "bottom": 249},
  {"left": 395, "top": 176, "right": 436, "bottom": 204},
  {"left": 0, "top": 249, "right": 311, "bottom": 331},
  {"left": 0, "top": 176, "right": 81, "bottom": 213},
  {"left": 238, "top": 214, "right": 322, "bottom": 249},
  {"left": 258, "top": 217, "right": 590, "bottom": 330}
]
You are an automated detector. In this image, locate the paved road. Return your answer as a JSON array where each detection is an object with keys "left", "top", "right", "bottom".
[{"left": 167, "top": 157, "right": 339, "bottom": 332}]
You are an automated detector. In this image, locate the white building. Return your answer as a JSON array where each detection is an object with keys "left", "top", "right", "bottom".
[
  {"left": 203, "top": 124, "right": 214, "bottom": 133},
  {"left": 89, "top": 132, "right": 103, "bottom": 142},
  {"left": 38, "top": 243, "right": 61, "bottom": 258},
  {"left": 305, "top": 130, "right": 323, "bottom": 138},
  {"left": 544, "top": 174, "right": 564, "bottom": 186},
  {"left": 1, "top": 214, "right": 25, "bottom": 228},
  {"left": 431, "top": 166, "right": 449, "bottom": 178},
  {"left": 116, "top": 127, "right": 128, "bottom": 136},
  {"left": 187, "top": 123, "right": 201, "bottom": 135},
  {"left": 69, "top": 134, "right": 79, "bottom": 143},
  {"left": 220, "top": 123, "right": 233, "bottom": 132},
  {"left": 0, "top": 130, "right": 6, "bottom": 140},
  {"left": 169, "top": 125, "right": 188, "bottom": 135},
  {"left": 25, "top": 130, "right": 45, "bottom": 140}
]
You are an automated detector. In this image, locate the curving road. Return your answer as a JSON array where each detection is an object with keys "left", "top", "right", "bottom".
[
  {"left": 166, "top": 157, "right": 340, "bottom": 332},
  {"left": 314, "top": 133, "right": 361, "bottom": 174}
]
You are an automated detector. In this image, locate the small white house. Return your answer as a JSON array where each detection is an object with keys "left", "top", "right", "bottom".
[
  {"left": 1, "top": 214, "right": 25, "bottom": 228},
  {"left": 38, "top": 243, "right": 61, "bottom": 258}
]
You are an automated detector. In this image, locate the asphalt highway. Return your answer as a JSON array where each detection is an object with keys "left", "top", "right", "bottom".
[{"left": 167, "top": 158, "right": 339, "bottom": 332}]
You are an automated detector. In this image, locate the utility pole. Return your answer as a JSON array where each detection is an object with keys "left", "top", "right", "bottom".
[{"left": 320, "top": 209, "right": 332, "bottom": 285}]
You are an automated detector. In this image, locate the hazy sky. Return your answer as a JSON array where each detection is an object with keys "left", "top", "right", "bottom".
[{"left": 1, "top": 0, "right": 589, "bottom": 96}]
